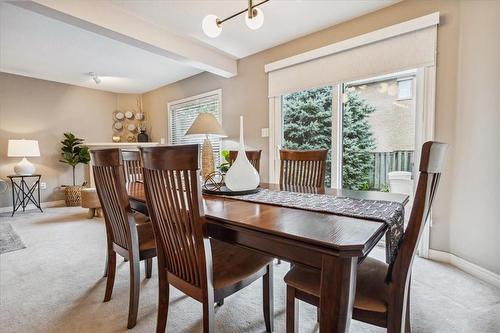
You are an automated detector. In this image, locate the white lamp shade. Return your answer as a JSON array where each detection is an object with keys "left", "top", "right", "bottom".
[
  {"left": 186, "top": 113, "right": 227, "bottom": 137},
  {"left": 202, "top": 14, "right": 222, "bottom": 38},
  {"left": 8, "top": 140, "right": 40, "bottom": 157},
  {"left": 245, "top": 8, "right": 264, "bottom": 30}
]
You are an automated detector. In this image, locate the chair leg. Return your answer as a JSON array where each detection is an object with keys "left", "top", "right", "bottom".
[
  {"left": 405, "top": 289, "right": 411, "bottom": 333},
  {"left": 263, "top": 264, "right": 274, "bottom": 332},
  {"left": 156, "top": 274, "right": 169, "bottom": 333},
  {"left": 202, "top": 294, "right": 215, "bottom": 333},
  {"left": 145, "top": 258, "right": 153, "bottom": 279},
  {"left": 277, "top": 259, "right": 281, "bottom": 264},
  {"left": 103, "top": 250, "right": 116, "bottom": 302},
  {"left": 216, "top": 299, "right": 224, "bottom": 306},
  {"left": 286, "top": 285, "right": 299, "bottom": 333},
  {"left": 103, "top": 250, "right": 109, "bottom": 277},
  {"left": 317, "top": 307, "right": 320, "bottom": 323},
  {"left": 387, "top": 298, "right": 406, "bottom": 333},
  {"left": 87, "top": 208, "right": 95, "bottom": 219},
  {"left": 127, "top": 257, "right": 141, "bottom": 329}
]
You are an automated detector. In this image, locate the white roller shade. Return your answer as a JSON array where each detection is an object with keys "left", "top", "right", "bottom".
[{"left": 267, "top": 15, "right": 438, "bottom": 97}]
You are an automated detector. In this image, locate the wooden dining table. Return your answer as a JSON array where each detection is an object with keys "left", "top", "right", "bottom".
[{"left": 127, "top": 182, "right": 408, "bottom": 333}]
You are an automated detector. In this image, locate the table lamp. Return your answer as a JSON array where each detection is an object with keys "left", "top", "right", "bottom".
[
  {"left": 186, "top": 113, "right": 226, "bottom": 179},
  {"left": 8, "top": 139, "right": 40, "bottom": 175}
]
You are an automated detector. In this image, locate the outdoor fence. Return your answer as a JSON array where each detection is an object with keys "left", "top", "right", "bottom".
[{"left": 369, "top": 150, "right": 414, "bottom": 190}]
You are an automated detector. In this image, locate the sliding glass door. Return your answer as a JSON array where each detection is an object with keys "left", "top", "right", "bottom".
[
  {"left": 281, "top": 86, "right": 334, "bottom": 187},
  {"left": 342, "top": 71, "right": 417, "bottom": 193},
  {"left": 277, "top": 70, "right": 418, "bottom": 196},
  {"left": 271, "top": 66, "right": 435, "bottom": 257}
]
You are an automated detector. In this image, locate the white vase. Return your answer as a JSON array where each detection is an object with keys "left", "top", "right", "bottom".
[{"left": 225, "top": 116, "right": 260, "bottom": 191}]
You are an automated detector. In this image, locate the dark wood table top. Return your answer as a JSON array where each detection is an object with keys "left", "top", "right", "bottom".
[{"left": 127, "top": 182, "right": 408, "bottom": 258}]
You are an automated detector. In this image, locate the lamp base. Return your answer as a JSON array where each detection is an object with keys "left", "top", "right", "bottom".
[
  {"left": 202, "top": 138, "right": 215, "bottom": 179},
  {"left": 14, "top": 157, "right": 36, "bottom": 175}
]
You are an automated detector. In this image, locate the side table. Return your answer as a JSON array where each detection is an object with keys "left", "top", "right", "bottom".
[{"left": 7, "top": 174, "right": 43, "bottom": 216}]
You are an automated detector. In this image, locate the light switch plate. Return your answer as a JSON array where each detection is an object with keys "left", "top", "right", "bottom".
[{"left": 261, "top": 128, "right": 269, "bottom": 138}]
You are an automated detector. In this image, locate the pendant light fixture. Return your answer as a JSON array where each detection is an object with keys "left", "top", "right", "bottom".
[
  {"left": 202, "top": 0, "right": 269, "bottom": 38},
  {"left": 245, "top": 7, "right": 264, "bottom": 30}
]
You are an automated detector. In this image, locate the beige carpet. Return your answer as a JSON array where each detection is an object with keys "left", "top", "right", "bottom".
[{"left": 0, "top": 207, "right": 499, "bottom": 333}]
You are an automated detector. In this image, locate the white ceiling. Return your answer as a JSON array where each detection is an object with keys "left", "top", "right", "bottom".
[
  {"left": 110, "top": 0, "right": 398, "bottom": 58},
  {"left": 0, "top": 2, "right": 201, "bottom": 93},
  {"left": 0, "top": 0, "right": 398, "bottom": 93}
]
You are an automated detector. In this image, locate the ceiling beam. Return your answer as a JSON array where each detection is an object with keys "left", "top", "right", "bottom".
[{"left": 11, "top": 0, "right": 238, "bottom": 78}]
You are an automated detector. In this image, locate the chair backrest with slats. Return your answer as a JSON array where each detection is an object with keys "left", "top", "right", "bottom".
[
  {"left": 92, "top": 149, "right": 136, "bottom": 250},
  {"left": 228, "top": 150, "right": 262, "bottom": 173},
  {"left": 122, "top": 150, "right": 143, "bottom": 183},
  {"left": 279, "top": 149, "right": 328, "bottom": 187},
  {"left": 389, "top": 141, "right": 447, "bottom": 322},
  {"left": 140, "top": 145, "right": 209, "bottom": 290}
]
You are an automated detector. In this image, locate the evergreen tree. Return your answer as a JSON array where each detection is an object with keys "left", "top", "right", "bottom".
[
  {"left": 282, "top": 87, "right": 332, "bottom": 186},
  {"left": 342, "top": 89, "right": 376, "bottom": 190}
]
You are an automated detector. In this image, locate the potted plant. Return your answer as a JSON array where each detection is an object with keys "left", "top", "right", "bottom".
[
  {"left": 218, "top": 150, "right": 231, "bottom": 174},
  {"left": 59, "top": 133, "right": 90, "bottom": 206}
]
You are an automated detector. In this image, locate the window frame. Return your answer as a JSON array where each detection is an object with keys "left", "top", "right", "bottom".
[{"left": 167, "top": 89, "right": 223, "bottom": 163}]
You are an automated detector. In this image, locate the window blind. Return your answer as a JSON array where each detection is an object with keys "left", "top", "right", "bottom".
[
  {"left": 267, "top": 16, "right": 438, "bottom": 97},
  {"left": 169, "top": 91, "right": 222, "bottom": 165}
]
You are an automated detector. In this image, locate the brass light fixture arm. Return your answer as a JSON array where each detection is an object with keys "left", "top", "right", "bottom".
[{"left": 217, "top": 0, "right": 270, "bottom": 25}]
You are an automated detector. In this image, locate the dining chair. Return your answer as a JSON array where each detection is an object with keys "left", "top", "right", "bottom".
[
  {"left": 140, "top": 144, "right": 274, "bottom": 333},
  {"left": 122, "top": 150, "right": 148, "bottom": 214},
  {"left": 92, "top": 148, "right": 156, "bottom": 329},
  {"left": 283, "top": 141, "right": 448, "bottom": 333},
  {"left": 279, "top": 149, "right": 328, "bottom": 187},
  {"left": 122, "top": 150, "right": 143, "bottom": 183},
  {"left": 228, "top": 150, "right": 262, "bottom": 173}
]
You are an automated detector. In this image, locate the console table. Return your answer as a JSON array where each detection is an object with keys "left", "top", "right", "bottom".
[{"left": 7, "top": 174, "right": 43, "bottom": 216}]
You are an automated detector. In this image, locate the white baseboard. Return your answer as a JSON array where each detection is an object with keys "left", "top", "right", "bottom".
[
  {"left": 0, "top": 200, "right": 66, "bottom": 214},
  {"left": 428, "top": 249, "right": 500, "bottom": 289}
]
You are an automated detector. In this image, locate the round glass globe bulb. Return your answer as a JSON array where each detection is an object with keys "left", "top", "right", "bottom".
[
  {"left": 202, "top": 14, "right": 222, "bottom": 38},
  {"left": 245, "top": 8, "right": 264, "bottom": 30}
]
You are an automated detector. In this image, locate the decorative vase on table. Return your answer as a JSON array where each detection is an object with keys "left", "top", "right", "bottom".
[{"left": 224, "top": 116, "right": 260, "bottom": 191}]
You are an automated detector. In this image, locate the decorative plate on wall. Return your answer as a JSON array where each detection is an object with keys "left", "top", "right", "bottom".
[
  {"left": 114, "top": 111, "right": 125, "bottom": 120},
  {"left": 125, "top": 111, "right": 134, "bottom": 119},
  {"left": 135, "top": 112, "right": 144, "bottom": 120},
  {"left": 113, "top": 122, "right": 123, "bottom": 131},
  {"left": 127, "top": 123, "right": 136, "bottom": 132}
]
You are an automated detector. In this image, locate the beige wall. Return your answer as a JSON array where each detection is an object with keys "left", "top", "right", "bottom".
[
  {"left": 448, "top": 1, "right": 500, "bottom": 273},
  {"left": 143, "top": 0, "right": 500, "bottom": 274},
  {"left": 0, "top": 73, "right": 139, "bottom": 208}
]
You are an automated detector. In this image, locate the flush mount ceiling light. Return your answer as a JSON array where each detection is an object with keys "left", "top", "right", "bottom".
[
  {"left": 202, "top": 0, "right": 269, "bottom": 38},
  {"left": 89, "top": 72, "right": 101, "bottom": 84}
]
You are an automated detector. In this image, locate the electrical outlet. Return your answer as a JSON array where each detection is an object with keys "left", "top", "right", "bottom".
[
  {"left": 40, "top": 182, "right": 47, "bottom": 190},
  {"left": 261, "top": 128, "right": 269, "bottom": 138}
]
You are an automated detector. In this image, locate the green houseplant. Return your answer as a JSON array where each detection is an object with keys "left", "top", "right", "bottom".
[
  {"left": 218, "top": 150, "right": 231, "bottom": 173},
  {"left": 59, "top": 132, "right": 90, "bottom": 206}
]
